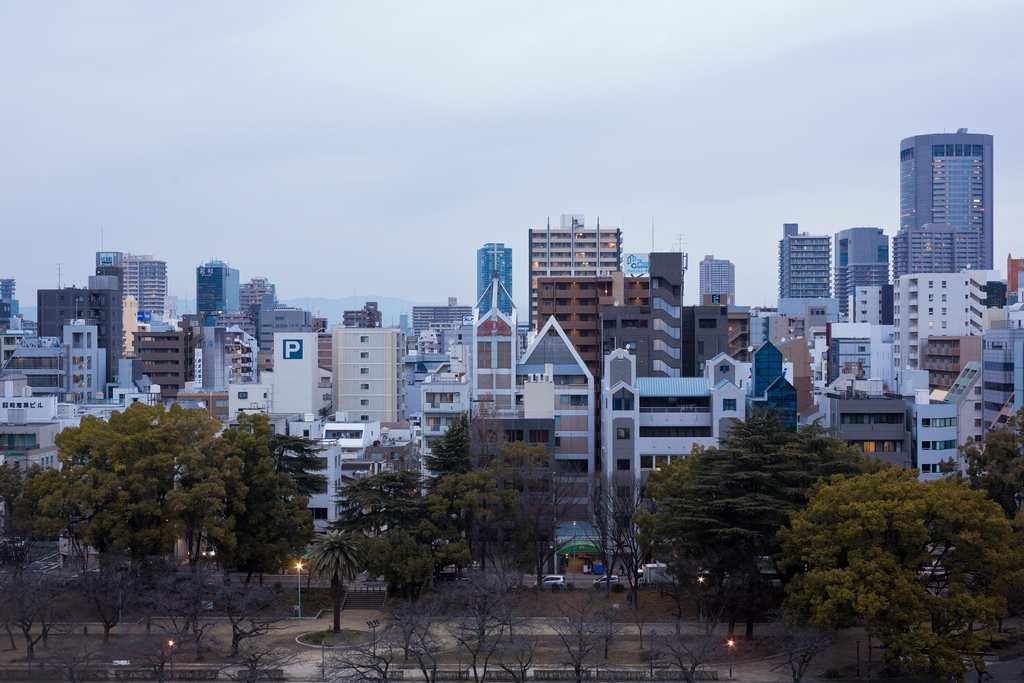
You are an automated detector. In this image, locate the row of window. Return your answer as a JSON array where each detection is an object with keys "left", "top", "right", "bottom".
[{"left": 921, "top": 440, "right": 956, "bottom": 451}]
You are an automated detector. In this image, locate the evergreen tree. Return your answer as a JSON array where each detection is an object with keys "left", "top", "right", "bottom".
[
  {"left": 423, "top": 412, "right": 472, "bottom": 481},
  {"left": 269, "top": 433, "right": 328, "bottom": 497}
]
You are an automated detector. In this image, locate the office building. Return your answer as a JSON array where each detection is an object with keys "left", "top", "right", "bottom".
[
  {"left": 698, "top": 255, "right": 735, "bottom": 302},
  {"left": 258, "top": 297, "right": 313, "bottom": 366},
  {"left": 528, "top": 214, "right": 622, "bottom": 328},
  {"left": 122, "top": 254, "right": 168, "bottom": 318},
  {"left": 239, "top": 276, "right": 276, "bottom": 315},
  {"left": 134, "top": 327, "right": 201, "bottom": 400},
  {"left": 412, "top": 298, "right": 473, "bottom": 334},
  {"left": 0, "top": 336, "right": 68, "bottom": 399},
  {"left": 821, "top": 375, "right": 911, "bottom": 467},
  {"left": 779, "top": 224, "right": 831, "bottom": 299},
  {"left": 747, "top": 341, "right": 799, "bottom": 430},
  {"left": 825, "top": 322, "right": 895, "bottom": 390},
  {"left": 343, "top": 301, "right": 382, "bottom": 328},
  {"left": 981, "top": 327, "right": 1024, "bottom": 431},
  {"left": 920, "top": 335, "right": 982, "bottom": 392},
  {"left": 477, "top": 243, "right": 513, "bottom": 315},
  {"left": 897, "top": 130, "right": 993, "bottom": 277},
  {"left": 37, "top": 276, "right": 123, "bottom": 387},
  {"left": 333, "top": 326, "right": 405, "bottom": 422},
  {"left": 892, "top": 223, "right": 982, "bottom": 279},
  {"left": 196, "top": 260, "right": 240, "bottom": 327},
  {"left": 834, "top": 228, "right": 889, "bottom": 319}
]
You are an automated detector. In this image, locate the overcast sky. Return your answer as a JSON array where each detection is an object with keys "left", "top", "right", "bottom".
[{"left": 2, "top": 1, "right": 1023, "bottom": 316}]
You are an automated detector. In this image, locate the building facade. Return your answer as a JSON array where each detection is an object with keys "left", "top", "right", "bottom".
[
  {"left": 122, "top": 254, "right": 168, "bottom": 318},
  {"left": 892, "top": 272, "right": 986, "bottom": 379},
  {"left": 897, "top": 130, "right": 993, "bottom": 276},
  {"left": 196, "top": 260, "right": 240, "bottom": 327},
  {"left": 528, "top": 214, "right": 622, "bottom": 328},
  {"left": 920, "top": 335, "right": 982, "bottom": 391},
  {"left": 834, "top": 228, "right": 889, "bottom": 319},
  {"left": 698, "top": 255, "right": 735, "bottom": 302},
  {"left": 779, "top": 223, "right": 831, "bottom": 299},
  {"left": 332, "top": 326, "right": 405, "bottom": 422},
  {"left": 412, "top": 298, "right": 473, "bottom": 335}
]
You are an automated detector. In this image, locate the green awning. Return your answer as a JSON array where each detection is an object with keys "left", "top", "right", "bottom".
[{"left": 557, "top": 539, "right": 603, "bottom": 555}]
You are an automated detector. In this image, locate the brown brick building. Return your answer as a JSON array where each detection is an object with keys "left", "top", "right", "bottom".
[
  {"left": 921, "top": 335, "right": 982, "bottom": 391},
  {"left": 534, "top": 272, "right": 649, "bottom": 378}
]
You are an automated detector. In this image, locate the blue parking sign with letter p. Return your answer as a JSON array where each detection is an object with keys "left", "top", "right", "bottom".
[{"left": 283, "top": 339, "right": 303, "bottom": 359}]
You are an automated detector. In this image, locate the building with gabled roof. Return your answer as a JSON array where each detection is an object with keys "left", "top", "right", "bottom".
[
  {"left": 517, "top": 316, "right": 595, "bottom": 473},
  {"left": 600, "top": 349, "right": 745, "bottom": 476}
]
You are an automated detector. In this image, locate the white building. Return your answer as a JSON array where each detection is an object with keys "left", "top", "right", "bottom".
[
  {"left": 420, "top": 342, "right": 471, "bottom": 472},
  {"left": 850, "top": 286, "right": 885, "bottom": 324},
  {"left": 941, "top": 361, "right": 983, "bottom": 467},
  {"left": 907, "top": 390, "right": 959, "bottom": 480},
  {"left": 893, "top": 272, "right": 988, "bottom": 382},
  {"left": 272, "top": 332, "right": 322, "bottom": 416},
  {"left": 600, "top": 350, "right": 746, "bottom": 475},
  {"left": 332, "top": 327, "right": 405, "bottom": 422}
]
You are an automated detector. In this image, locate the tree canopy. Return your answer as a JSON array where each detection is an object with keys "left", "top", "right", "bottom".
[{"left": 779, "top": 468, "right": 1023, "bottom": 682}]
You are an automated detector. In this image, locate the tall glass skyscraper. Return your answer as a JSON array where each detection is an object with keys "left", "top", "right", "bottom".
[
  {"left": 196, "top": 259, "right": 240, "bottom": 326},
  {"left": 477, "top": 243, "right": 513, "bottom": 315},
  {"left": 894, "top": 129, "right": 993, "bottom": 278}
]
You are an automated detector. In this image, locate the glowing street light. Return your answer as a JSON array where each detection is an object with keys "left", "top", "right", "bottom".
[
  {"left": 727, "top": 639, "right": 735, "bottom": 678},
  {"left": 296, "top": 562, "right": 303, "bottom": 619}
]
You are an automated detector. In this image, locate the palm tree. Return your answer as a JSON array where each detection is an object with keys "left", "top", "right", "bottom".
[{"left": 306, "top": 531, "right": 365, "bottom": 633}]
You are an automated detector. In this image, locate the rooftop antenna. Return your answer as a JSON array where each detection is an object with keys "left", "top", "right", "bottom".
[
  {"left": 55, "top": 263, "right": 65, "bottom": 289},
  {"left": 652, "top": 217, "right": 655, "bottom": 252}
]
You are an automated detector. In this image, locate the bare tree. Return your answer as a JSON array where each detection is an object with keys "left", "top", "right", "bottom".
[
  {"left": 217, "top": 580, "right": 289, "bottom": 656},
  {"left": 609, "top": 472, "right": 653, "bottom": 607},
  {"left": 768, "top": 619, "right": 836, "bottom": 683},
  {"left": 70, "top": 551, "right": 134, "bottom": 642},
  {"left": 444, "top": 573, "right": 516, "bottom": 683},
  {"left": 550, "top": 592, "right": 604, "bottom": 683},
  {"left": 627, "top": 601, "right": 652, "bottom": 654},
  {"left": 599, "top": 604, "right": 622, "bottom": 660},
  {"left": 43, "top": 637, "right": 110, "bottom": 683},
  {"left": 494, "top": 626, "right": 538, "bottom": 683},
  {"left": 524, "top": 468, "right": 581, "bottom": 591},
  {"left": 6, "top": 567, "right": 69, "bottom": 660},
  {"left": 326, "top": 624, "right": 402, "bottom": 683},
  {"left": 151, "top": 564, "right": 219, "bottom": 662},
  {"left": 654, "top": 612, "right": 725, "bottom": 683},
  {"left": 124, "top": 634, "right": 180, "bottom": 683},
  {"left": 388, "top": 595, "right": 444, "bottom": 683},
  {"left": 220, "top": 636, "right": 298, "bottom": 683}
]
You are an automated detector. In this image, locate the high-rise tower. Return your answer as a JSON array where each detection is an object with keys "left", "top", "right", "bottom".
[
  {"left": 834, "top": 228, "right": 889, "bottom": 318},
  {"left": 778, "top": 224, "right": 831, "bottom": 299},
  {"left": 196, "top": 260, "right": 240, "bottom": 327},
  {"left": 894, "top": 130, "right": 993, "bottom": 278},
  {"left": 698, "top": 255, "right": 735, "bottom": 303},
  {"left": 476, "top": 243, "right": 513, "bottom": 315}
]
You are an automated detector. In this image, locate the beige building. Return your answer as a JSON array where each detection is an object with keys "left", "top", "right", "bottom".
[{"left": 332, "top": 327, "right": 405, "bottom": 422}]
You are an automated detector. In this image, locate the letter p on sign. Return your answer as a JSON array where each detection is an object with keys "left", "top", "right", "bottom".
[{"left": 283, "top": 339, "right": 303, "bottom": 360}]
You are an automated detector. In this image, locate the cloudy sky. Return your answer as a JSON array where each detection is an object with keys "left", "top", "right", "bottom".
[{"left": 3, "top": 1, "right": 1023, "bottom": 316}]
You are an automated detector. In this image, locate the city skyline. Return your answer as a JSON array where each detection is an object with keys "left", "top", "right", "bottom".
[{"left": 2, "top": 3, "right": 1024, "bottom": 311}]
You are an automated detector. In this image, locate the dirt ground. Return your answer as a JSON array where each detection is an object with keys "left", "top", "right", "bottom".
[{"left": 3, "top": 587, "right": 1024, "bottom": 682}]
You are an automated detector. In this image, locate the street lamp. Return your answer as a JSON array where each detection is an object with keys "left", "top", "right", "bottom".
[
  {"left": 649, "top": 630, "right": 657, "bottom": 680},
  {"left": 697, "top": 575, "right": 705, "bottom": 624},
  {"left": 296, "top": 562, "right": 303, "bottom": 619},
  {"left": 572, "top": 521, "right": 577, "bottom": 582},
  {"left": 367, "top": 620, "right": 380, "bottom": 657},
  {"left": 727, "top": 639, "right": 735, "bottom": 679}
]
